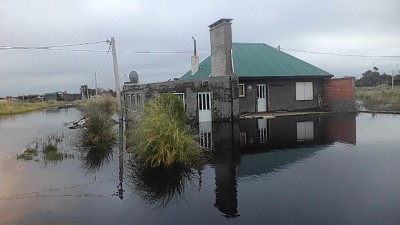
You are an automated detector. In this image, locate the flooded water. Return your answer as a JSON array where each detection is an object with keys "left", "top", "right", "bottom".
[{"left": 1, "top": 109, "right": 400, "bottom": 225}]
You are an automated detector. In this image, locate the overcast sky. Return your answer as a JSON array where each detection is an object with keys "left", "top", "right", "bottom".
[{"left": 1, "top": 0, "right": 399, "bottom": 97}]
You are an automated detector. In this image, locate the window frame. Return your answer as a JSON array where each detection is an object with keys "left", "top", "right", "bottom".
[
  {"left": 238, "top": 83, "right": 245, "bottom": 97},
  {"left": 296, "top": 82, "right": 313, "bottom": 101},
  {"left": 172, "top": 93, "right": 186, "bottom": 111}
]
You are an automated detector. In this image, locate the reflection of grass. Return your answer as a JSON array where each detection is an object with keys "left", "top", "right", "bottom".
[
  {"left": 128, "top": 160, "right": 195, "bottom": 208},
  {"left": 128, "top": 94, "right": 203, "bottom": 168},
  {"left": 356, "top": 87, "right": 400, "bottom": 111},
  {"left": 81, "top": 145, "right": 114, "bottom": 173}
]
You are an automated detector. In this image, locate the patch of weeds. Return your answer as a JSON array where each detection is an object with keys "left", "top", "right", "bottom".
[
  {"left": 16, "top": 132, "right": 75, "bottom": 164},
  {"left": 17, "top": 147, "right": 38, "bottom": 160},
  {"left": 43, "top": 144, "right": 63, "bottom": 162}
]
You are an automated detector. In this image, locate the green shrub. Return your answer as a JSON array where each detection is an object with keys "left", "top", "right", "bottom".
[
  {"left": 79, "top": 96, "right": 117, "bottom": 146},
  {"left": 128, "top": 93, "right": 203, "bottom": 168}
]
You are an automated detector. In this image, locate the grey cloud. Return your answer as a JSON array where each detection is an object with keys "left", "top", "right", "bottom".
[{"left": 1, "top": 0, "right": 399, "bottom": 97}]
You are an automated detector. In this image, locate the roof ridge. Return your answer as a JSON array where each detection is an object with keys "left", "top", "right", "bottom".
[
  {"left": 233, "top": 42, "right": 266, "bottom": 45},
  {"left": 181, "top": 42, "right": 333, "bottom": 80}
]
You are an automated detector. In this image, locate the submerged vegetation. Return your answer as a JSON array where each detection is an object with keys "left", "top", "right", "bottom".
[
  {"left": 128, "top": 93, "right": 204, "bottom": 168},
  {"left": 74, "top": 96, "right": 117, "bottom": 172},
  {"left": 17, "top": 133, "right": 73, "bottom": 163},
  {"left": 0, "top": 101, "right": 67, "bottom": 115},
  {"left": 17, "top": 147, "right": 38, "bottom": 160},
  {"left": 356, "top": 86, "right": 400, "bottom": 111},
  {"left": 77, "top": 95, "right": 117, "bottom": 147}
]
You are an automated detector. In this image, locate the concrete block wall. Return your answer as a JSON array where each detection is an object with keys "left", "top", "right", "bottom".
[
  {"left": 122, "top": 75, "right": 239, "bottom": 122},
  {"left": 239, "top": 78, "right": 323, "bottom": 113},
  {"left": 322, "top": 77, "right": 356, "bottom": 112}
]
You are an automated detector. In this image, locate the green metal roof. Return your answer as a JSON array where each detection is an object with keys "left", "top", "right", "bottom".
[{"left": 180, "top": 43, "right": 332, "bottom": 80}]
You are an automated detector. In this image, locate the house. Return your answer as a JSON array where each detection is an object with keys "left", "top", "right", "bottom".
[
  {"left": 122, "top": 18, "right": 355, "bottom": 123},
  {"left": 181, "top": 18, "right": 355, "bottom": 114}
]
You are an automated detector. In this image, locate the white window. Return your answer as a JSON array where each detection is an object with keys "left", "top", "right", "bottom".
[
  {"left": 198, "top": 92, "right": 211, "bottom": 110},
  {"left": 297, "top": 121, "right": 314, "bottom": 141},
  {"left": 131, "top": 94, "right": 136, "bottom": 110},
  {"left": 296, "top": 82, "right": 313, "bottom": 101},
  {"left": 136, "top": 94, "right": 142, "bottom": 109},
  {"left": 172, "top": 93, "right": 185, "bottom": 110},
  {"left": 126, "top": 94, "right": 132, "bottom": 110},
  {"left": 238, "top": 84, "right": 245, "bottom": 97}
]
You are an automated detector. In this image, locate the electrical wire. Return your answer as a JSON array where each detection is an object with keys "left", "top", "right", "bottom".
[
  {"left": 0, "top": 40, "right": 108, "bottom": 51},
  {"left": 280, "top": 47, "right": 400, "bottom": 58},
  {"left": 4, "top": 40, "right": 398, "bottom": 58},
  {"left": 96, "top": 43, "right": 112, "bottom": 76}
]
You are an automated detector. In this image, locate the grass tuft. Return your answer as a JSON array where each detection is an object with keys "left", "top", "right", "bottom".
[
  {"left": 128, "top": 93, "right": 203, "bottom": 168},
  {"left": 78, "top": 95, "right": 117, "bottom": 146},
  {"left": 43, "top": 144, "right": 63, "bottom": 161}
]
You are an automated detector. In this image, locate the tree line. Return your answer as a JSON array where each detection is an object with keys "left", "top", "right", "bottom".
[{"left": 356, "top": 67, "right": 400, "bottom": 87}]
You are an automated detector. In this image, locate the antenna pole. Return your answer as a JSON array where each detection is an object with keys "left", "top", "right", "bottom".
[
  {"left": 192, "top": 37, "right": 197, "bottom": 55},
  {"left": 110, "top": 37, "right": 122, "bottom": 120}
]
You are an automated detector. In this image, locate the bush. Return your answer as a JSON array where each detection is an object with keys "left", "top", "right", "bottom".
[
  {"left": 79, "top": 96, "right": 117, "bottom": 146},
  {"left": 128, "top": 93, "right": 203, "bottom": 168}
]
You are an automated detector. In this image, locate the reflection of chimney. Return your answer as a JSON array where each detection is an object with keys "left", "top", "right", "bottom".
[
  {"left": 208, "top": 18, "right": 233, "bottom": 77},
  {"left": 214, "top": 164, "right": 239, "bottom": 218},
  {"left": 191, "top": 37, "right": 199, "bottom": 74}
]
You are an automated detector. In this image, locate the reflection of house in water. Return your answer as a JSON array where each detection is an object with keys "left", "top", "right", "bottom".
[{"left": 208, "top": 113, "right": 356, "bottom": 218}]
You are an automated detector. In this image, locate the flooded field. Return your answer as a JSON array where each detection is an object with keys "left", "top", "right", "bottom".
[{"left": 1, "top": 108, "right": 400, "bottom": 225}]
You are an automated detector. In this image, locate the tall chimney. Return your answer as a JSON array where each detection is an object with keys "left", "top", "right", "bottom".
[
  {"left": 208, "top": 18, "right": 233, "bottom": 77},
  {"left": 191, "top": 37, "right": 199, "bottom": 74}
]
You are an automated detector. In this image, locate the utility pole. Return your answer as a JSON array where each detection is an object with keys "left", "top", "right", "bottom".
[
  {"left": 110, "top": 37, "right": 125, "bottom": 200},
  {"left": 110, "top": 37, "right": 122, "bottom": 121},
  {"left": 94, "top": 72, "right": 98, "bottom": 96},
  {"left": 392, "top": 70, "right": 394, "bottom": 90}
]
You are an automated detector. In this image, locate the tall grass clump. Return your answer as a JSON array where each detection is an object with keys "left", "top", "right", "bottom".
[
  {"left": 128, "top": 93, "right": 203, "bottom": 168},
  {"left": 79, "top": 95, "right": 117, "bottom": 146}
]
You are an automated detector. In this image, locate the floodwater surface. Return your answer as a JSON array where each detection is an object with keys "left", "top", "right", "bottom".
[{"left": 1, "top": 109, "right": 400, "bottom": 225}]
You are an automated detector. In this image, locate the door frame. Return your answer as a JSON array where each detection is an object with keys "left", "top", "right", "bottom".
[
  {"left": 198, "top": 92, "right": 212, "bottom": 122},
  {"left": 257, "top": 84, "right": 267, "bottom": 112}
]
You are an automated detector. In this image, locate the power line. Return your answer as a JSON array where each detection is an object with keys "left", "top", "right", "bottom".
[
  {"left": 280, "top": 47, "right": 400, "bottom": 58},
  {"left": 96, "top": 43, "right": 112, "bottom": 76},
  {"left": 0, "top": 40, "right": 108, "bottom": 51},
  {"left": 4, "top": 40, "right": 398, "bottom": 58},
  {"left": 0, "top": 44, "right": 208, "bottom": 54}
]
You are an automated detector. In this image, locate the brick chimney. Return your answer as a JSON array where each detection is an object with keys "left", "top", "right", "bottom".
[{"left": 208, "top": 18, "right": 233, "bottom": 77}]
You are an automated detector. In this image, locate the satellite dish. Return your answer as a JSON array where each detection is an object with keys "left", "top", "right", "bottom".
[{"left": 129, "top": 71, "right": 139, "bottom": 84}]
